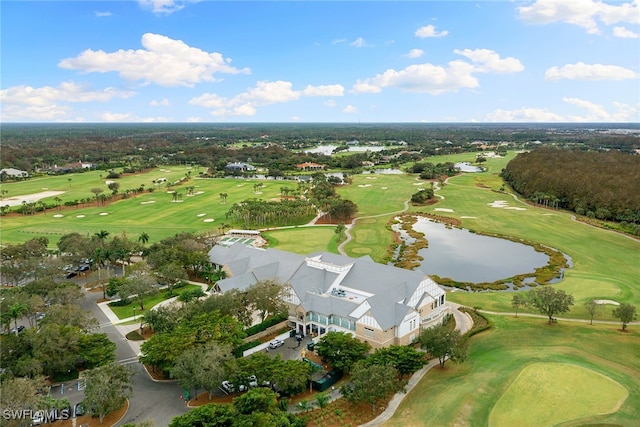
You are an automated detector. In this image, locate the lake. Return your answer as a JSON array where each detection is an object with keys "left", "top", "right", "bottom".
[{"left": 408, "top": 217, "right": 550, "bottom": 283}]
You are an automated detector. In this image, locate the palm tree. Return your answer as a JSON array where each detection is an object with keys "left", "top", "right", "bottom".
[
  {"left": 94, "top": 230, "right": 110, "bottom": 246},
  {"left": 54, "top": 196, "right": 63, "bottom": 210},
  {"left": 94, "top": 247, "right": 111, "bottom": 299},
  {"left": 8, "top": 302, "right": 28, "bottom": 329},
  {"left": 138, "top": 232, "right": 149, "bottom": 245}
]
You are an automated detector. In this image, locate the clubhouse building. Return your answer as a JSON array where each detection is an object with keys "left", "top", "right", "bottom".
[{"left": 208, "top": 243, "right": 448, "bottom": 349}]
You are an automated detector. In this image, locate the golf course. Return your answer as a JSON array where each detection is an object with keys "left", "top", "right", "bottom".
[{"left": 1, "top": 151, "right": 638, "bottom": 426}]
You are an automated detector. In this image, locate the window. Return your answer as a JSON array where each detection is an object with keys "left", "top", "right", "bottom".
[{"left": 363, "top": 327, "right": 375, "bottom": 338}]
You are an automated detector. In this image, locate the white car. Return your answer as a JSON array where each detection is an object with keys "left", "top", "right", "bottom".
[
  {"left": 221, "top": 380, "right": 246, "bottom": 393},
  {"left": 268, "top": 339, "right": 284, "bottom": 349}
]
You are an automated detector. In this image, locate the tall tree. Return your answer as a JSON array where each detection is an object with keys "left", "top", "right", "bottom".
[
  {"left": 341, "top": 361, "right": 402, "bottom": 413},
  {"left": 511, "top": 293, "right": 527, "bottom": 318},
  {"left": 527, "top": 286, "right": 574, "bottom": 323},
  {"left": 246, "top": 279, "right": 286, "bottom": 322},
  {"left": 315, "top": 331, "right": 371, "bottom": 373},
  {"left": 82, "top": 363, "right": 135, "bottom": 424},
  {"left": 612, "top": 303, "right": 637, "bottom": 331},
  {"left": 584, "top": 299, "right": 600, "bottom": 325},
  {"left": 417, "top": 324, "right": 468, "bottom": 369}
]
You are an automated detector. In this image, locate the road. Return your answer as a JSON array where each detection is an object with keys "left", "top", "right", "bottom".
[{"left": 46, "top": 274, "right": 190, "bottom": 427}]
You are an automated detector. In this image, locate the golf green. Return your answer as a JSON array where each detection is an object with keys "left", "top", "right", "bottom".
[{"left": 489, "top": 362, "right": 628, "bottom": 427}]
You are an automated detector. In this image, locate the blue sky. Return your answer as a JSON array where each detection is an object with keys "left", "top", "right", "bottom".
[{"left": 1, "top": 0, "right": 639, "bottom": 123}]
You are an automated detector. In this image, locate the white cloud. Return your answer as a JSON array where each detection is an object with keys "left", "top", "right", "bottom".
[
  {"left": 95, "top": 11, "right": 112, "bottom": 17},
  {"left": 484, "top": 98, "right": 639, "bottom": 122},
  {"left": 343, "top": 105, "right": 358, "bottom": 113},
  {"left": 190, "top": 80, "right": 341, "bottom": 117},
  {"left": 352, "top": 49, "right": 523, "bottom": 95},
  {"left": 406, "top": 49, "right": 424, "bottom": 58},
  {"left": 138, "top": 0, "right": 191, "bottom": 15},
  {"left": 484, "top": 108, "right": 566, "bottom": 122},
  {"left": 613, "top": 26, "right": 639, "bottom": 38},
  {"left": 0, "top": 104, "right": 72, "bottom": 121},
  {"left": 415, "top": 25, "right": 449, "bottom": 38},
  {"left": 332, "top": 38, "right": 347, "bottom": 45},
  {"left": 454, "top": 49, "right": 524, "bottom": 73},
  {"left": 324, "top": 99, "right": 337, "bottom": 107},
  {"left": 349, "top": 37, "right": 370, "bottom": 47},
  {"left": 0, "top": 81, "right": 134, "bottom": 106},
  {"left": 351, "top": 81, "right": 383, "bottom": 94},
  {"left": 562, "top": 97, "right": 611, "bottom": 120},
  {"left": 150, "top": 98, "right": 170, "bottom": 107},
  {"left": 302, "top": 84, "right": 344, "bottom": 97},
  {"left": 518, "top": 0, "right": 640, "bottom": 35},
  {"left": 101, "top": 112, "right": 173, "bottom": 122},
  {"left": 59, "top": 33, "right": 250, "bottom": 87},
  {"left": 545, "top": 62, "right": 638, "bottom": 80}
]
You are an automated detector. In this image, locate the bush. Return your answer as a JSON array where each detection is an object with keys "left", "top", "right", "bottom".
[
  {"left": 245, "top": 313, "right": 288, "bottom": 337},
  {"left": 233, "top": 340, "right": 262, "bottom": 358}
]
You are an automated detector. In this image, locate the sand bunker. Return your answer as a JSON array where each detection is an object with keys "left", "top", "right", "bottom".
[
  {"left": 99, "top": 212, "right": 109, "bottom": 216},
  {"left": 594, "top": 300, "right": 620, "bottom": 305},
  {"left": 203, "top": 218, "right": 215, "bottom": 223},
  {"left": 488, "top": 200, "right": 527, "bottom": 211},
  {"left": 434, "top": 208, "right": 454, "bottom": 212},
  {"left": 413, "top": 182, "right": 424, "bottom": 186},
  {"left": 366, "top": 177, "right": 377, "bottom": 180},
  {"left": 460, "top": 216, "right": 477, "bottom": 219},
  {"left": 141, "top": 201, "right": 156, "bottom": 205},
  {"left": 53, "top": 214, "right": 64, "bottom": 218},
  {"left": 76, "top": 215, "right": 85, "bottom": 218},
  {"left": 358, "top": 184, "right": 372, "bottom": 188},
  {"left": 197, "top": 213, "right": 206, "bottom": 217},
  {"left": 1, "top": 190, "right": 65, "bottom": 207},
  {"left": 381, "top": 187, "right": 388, "bottom": 190}
]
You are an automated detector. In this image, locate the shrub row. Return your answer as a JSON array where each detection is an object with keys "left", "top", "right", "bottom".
[{"left": 244, "top": 313, "right": 288, "bottom": 337}]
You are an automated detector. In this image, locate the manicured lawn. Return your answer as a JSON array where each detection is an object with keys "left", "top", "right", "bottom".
[
  {"left": 386, "top": 315, "right": 640, "bottom": 427},
  {"left": 489, "top": 362, "right": 628, "bottom": 427},
  {"left": 262, "top": 226, "right": 340, "bottom": 255},
  {"left": 0, "top": 168, "right": 300, "bottom": 248},
  {"left": 108, "top": 284, "right": 203, "bottom": 320}
]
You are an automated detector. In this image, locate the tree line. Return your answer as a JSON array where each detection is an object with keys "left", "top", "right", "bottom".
[{"left": 501, "top": 147, "right": 640, "bottom": 232}]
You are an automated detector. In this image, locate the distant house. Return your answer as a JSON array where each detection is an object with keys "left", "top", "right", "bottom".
[
  {"left": 296, "top": 162, "right": 326, "bottom": 171},
  {"left": 225, "top": 162, "right": 256, "bottom": 172},
  {"left": 48, "top": 161, "right": 93, "bottom": 174},
  {"left": 208, "top": 243, "right": 448, "bottom": 349},
  {"left": 0, "top": 168, "right": 29, "bottom": 179},
  {"left": 361, "top": 161, "right": 375, "bottom": 167}
]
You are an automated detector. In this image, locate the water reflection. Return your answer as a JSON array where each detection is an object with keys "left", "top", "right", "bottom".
[{"left": 411, "top": 218, "right": 549, "bottom": 283}]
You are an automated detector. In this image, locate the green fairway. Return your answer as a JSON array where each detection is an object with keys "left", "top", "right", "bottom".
[
  {"left": 261, "top": 226, "right": 339, "bottom": 255},
  {"left": 489, "top": 362, "right": 628, "bottom": 427},
  {"left": 0, "top": 167, "right": 300, "bottom": 247},
  {"left": 386, "top": 315, "right": 640, "bottom": 427}
]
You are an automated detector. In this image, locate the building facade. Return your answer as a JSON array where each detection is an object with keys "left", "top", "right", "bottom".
[{"left": 208, "top": 243, "right": 448, "bottom": 349}]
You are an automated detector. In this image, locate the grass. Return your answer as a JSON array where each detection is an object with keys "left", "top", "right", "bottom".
[
  {"left": 386, "top": 315, "right": 640, "bottom": 427},
  {"left": 0, "top": 167, "right": 301, "bottom": 248},
  {"left": 489, "top": 362, "right": 628, "bottom": 427},
  {"left": 107, "top": 284, "right": 202, "bottom": 319},
  {"left": 262, "top": 226, "right": 340, "bottom": 255}
]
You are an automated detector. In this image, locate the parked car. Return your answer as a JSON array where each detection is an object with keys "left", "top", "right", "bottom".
[
  {"left": 78, "top": 264, "right": 90, "bottom": 272},
  {"left": 10, "top": 325, "right": 25, "bottom": 334},
  {"left": 268, "top": 339, "right": 284, "bottom": 349},
  {"left": 65, "top": 271, "right": 77, "bottom": 279},
  {"left": 221, "top": 380, "right": 246, "bottom": 393}
]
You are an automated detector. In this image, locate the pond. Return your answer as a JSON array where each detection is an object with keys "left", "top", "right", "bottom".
[
  {"left": 455, "top": 162, "right": 484, "bottom": 173},
  {"left": 408, "top": 217, "right": 550, "bottom": 283},
  {"left": 306, "top": 145, "right": 387, "bottom": 155}
]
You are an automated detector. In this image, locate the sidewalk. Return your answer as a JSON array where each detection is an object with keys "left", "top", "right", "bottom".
[{"left": 96, "top": 280, "right": 210, "bottom": 356}]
